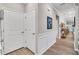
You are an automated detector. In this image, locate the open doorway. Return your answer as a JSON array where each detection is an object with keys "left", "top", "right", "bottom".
[
  {"left": 56, "top": 15, "right": 60, "bottom": 40},
  {"left": 44, "top": 3, "right": 78, "bottom": 55}
]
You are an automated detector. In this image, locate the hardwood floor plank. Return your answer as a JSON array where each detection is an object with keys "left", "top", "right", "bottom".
[{"left": 43, "top": 32, "right": 77, "bottom": 55}]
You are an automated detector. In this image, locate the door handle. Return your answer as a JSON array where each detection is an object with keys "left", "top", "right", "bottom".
[
  {"left": 21, "top": 31, "right": 24, "bottom": 33},
  {"left": 32, "top": 33, "right": 35, "bottom": 35}
]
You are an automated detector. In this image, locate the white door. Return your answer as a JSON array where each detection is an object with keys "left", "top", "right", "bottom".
[
  {"left": 24, "top": 11, "right": 36, "bottom": 53},
  {"left": 2, "top": 11, "right": 24, "bottom": 54}
]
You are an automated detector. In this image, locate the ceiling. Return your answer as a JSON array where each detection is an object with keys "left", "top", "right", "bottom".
[
  {"left": 51, "top": 3, "right": 76, "bottom": 13},
  {"left": 50, "top": 3, "right": 76, "bottom": 24}
]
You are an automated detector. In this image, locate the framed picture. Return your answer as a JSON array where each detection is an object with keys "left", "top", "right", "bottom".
[{"left": 47, "top": 16, "right": 52, "bottom": 29}]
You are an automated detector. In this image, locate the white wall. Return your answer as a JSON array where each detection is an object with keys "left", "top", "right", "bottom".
[
  {"left": 22, "top": 3, "right": 58, "bottom": 34},
  {"left": 38, "top": 3, "right": 57, "bottom": 33},
  {"left": 0, "top": 3, "right": 24, "bottom": 12},
  {"left": 24, "top": 3, "right": 38, "bottom": 34},
  {"left": 74, "top": 5, "right": 79, "bottom": 51},
  {"left": 25, "top": 3, "right": 37, "bottom": 13},
  {"left": 0, "top": 3, "right": 58, "bottom": 34}
]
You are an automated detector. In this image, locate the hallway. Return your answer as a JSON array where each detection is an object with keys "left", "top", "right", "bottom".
[
  {"left": 6, "top": 32, "right": 77, "bottom": 55},
  {"left": 43, "top": 32, "right": 77, "bottom": 55},
  {"left": 0, "top": 3, "right": 77, "bottom": 55}
]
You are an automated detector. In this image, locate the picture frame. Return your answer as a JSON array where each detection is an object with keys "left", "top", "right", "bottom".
[{"left": 47, "top": 16, "right": 52, "bottom": 29}]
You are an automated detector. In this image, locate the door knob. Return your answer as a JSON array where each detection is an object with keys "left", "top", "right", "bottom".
[
  {"left": 21, "top": 31, "right": 24, "bottom": 33},
  {"left": 32, "top": 33, "right": 35, "bottom": 35}
]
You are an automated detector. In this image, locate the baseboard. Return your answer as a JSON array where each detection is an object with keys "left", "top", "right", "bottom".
[{"left": 35, "top": 40, "right": 56, "bottom": 55}]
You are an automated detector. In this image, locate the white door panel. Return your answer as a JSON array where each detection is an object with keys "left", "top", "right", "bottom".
[
  {"left": 38, "top": 36, "right": 48, "bottom": 53},
  {"left": 3, "top": 11, "right": 24, "bottom": 54},
  {"left": 24, "top": 31, "right": 36, "bottom": 53},
  {"left": 24, "top": 11, "right": 36, "bottom": 53}
]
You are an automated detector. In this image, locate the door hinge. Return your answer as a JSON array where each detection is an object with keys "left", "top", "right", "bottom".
[
  {"left": 0, "top": 40, "right": 4, "bottom": 42},
  {"left": 3, "top": 29, "right": 4, "bottom": 32}
]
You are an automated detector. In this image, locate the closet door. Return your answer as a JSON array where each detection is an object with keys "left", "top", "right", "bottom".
[
  {"left": 24, "top": 11, "right": 36, "bottom": 53},
  {"left": 3, "top": 11, "right": 24, "bottom": 54}
]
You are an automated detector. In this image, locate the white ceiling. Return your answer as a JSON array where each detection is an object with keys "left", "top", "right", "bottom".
[
  {"left": 50, "top": 3, "right": 76, "bottom": 24},
  {"left": 51, "top": 3, "right": 75, "bottom": 13}
]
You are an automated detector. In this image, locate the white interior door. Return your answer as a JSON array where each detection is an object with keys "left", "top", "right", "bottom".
[
  {"left": 3, "top": 11, "right": 24, "bottom": 54},
  {"left": 24, "top": 11, "right": 36, "bottom": 53}
]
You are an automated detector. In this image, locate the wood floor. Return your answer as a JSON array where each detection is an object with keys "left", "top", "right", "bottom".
[
  {"left": 6, "top": 48, "right": 34, "bottom": 55},
  {"left": 43, "top": 32, "right": 77, "bottom": 55},
  {"left": 7, "top": 32, "right": 77, "bottom": 55}
]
